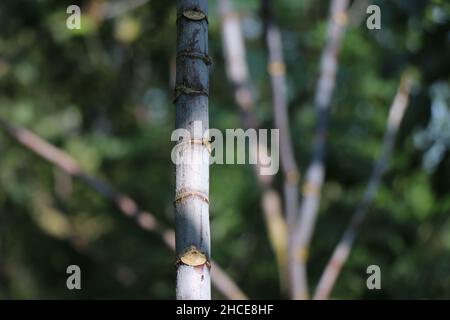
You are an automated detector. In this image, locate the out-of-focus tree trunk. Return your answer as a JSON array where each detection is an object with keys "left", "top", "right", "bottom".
[
  {"left": 262, "top": 0, "right": 300, "bottom": 299},
  {"left": 174, "top": 0, "right": 211, "bottom": 300},
  {"left": 292, "top": 0, "right": 350, "bottom": 299},
  {"left": 314, "top": 73, "right": 413, "bottom": 300},
  {"left": 219, "top": 0, "right": 288, "bottom": 293}
]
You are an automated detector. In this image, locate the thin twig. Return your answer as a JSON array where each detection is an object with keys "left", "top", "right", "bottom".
[
  {"left": 313, "top": 73, "right": 413, "bottom": 300},
  {"left": 292, "top": 0, "right": 350, "bottom": 299},
  {"left": 219, "top": 0, "right": 288, "bottom": 292},
  {"left": 0, "top": 118, "right": 247, "bottom": 300},
  {"left": 261, "top": 0, "right": 301, "bottom": 299}
]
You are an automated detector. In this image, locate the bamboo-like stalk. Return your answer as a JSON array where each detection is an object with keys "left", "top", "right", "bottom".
[
  {"left": 262, "top": 0, "right": 300, "bottom": 299},
  {"left": 313, "top": 73, "right": 413, "bottom": 300},
  {"left": 292, "top": 0, "right": 350, "bottom": 299},
  {"left": 174, "top": 0, "right": 211, "bottom": 300},
  {"left": 262, "top": 0, "right": 299, "bottom": 227},
  {"left": 0, "top": 117, "right": 247, "bottom": 300},
  {"left": 218, "top": 0, "right": 288, "bottom": 292}
]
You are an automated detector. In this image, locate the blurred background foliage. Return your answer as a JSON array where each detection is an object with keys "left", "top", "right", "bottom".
[{"left": 0, "top": 0, "right": 449, "bottom": 299}]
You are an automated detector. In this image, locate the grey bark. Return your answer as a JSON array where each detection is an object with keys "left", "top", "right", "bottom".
[{"left": 174, "top": 0, "right": 211, "bottom": 300}]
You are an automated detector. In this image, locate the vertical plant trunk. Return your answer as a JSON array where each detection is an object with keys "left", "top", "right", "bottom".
[
  {"left": 262, "top": 0, "right": 300, "bottom": 299},
  {"left": 219, "top": 0, "right": 288, "bottom": 292},
  {"left": 174, "top": 0, "right": 211, "bottom": 300},
  {"left": 292, "top": 0, "right": 349, "bottom": 299}
]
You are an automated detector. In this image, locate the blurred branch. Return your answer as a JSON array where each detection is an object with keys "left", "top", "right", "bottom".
[
  {"left": 261, "top": 0, "right": 301, "bottom": 299},
  {"left": 313, "top": 73, "right": 413, "bottom": 300},
  {"left": 292, "top": 0, "right": 350, "bottom": 300},
  {"left": 88, "top": 0, "right": 151, "bottom": 21},
  {"left": 218, "top": 0, "right": 288, "bottom": 292},
  {"left": 104, "top": 0, "right": 149, "bottom": 19},
  {"left": 348, "top": 0, "right": 370, "bottom": 27},
  {"left": 0, "top": 118, "right": 247, "bottom": 300}
]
